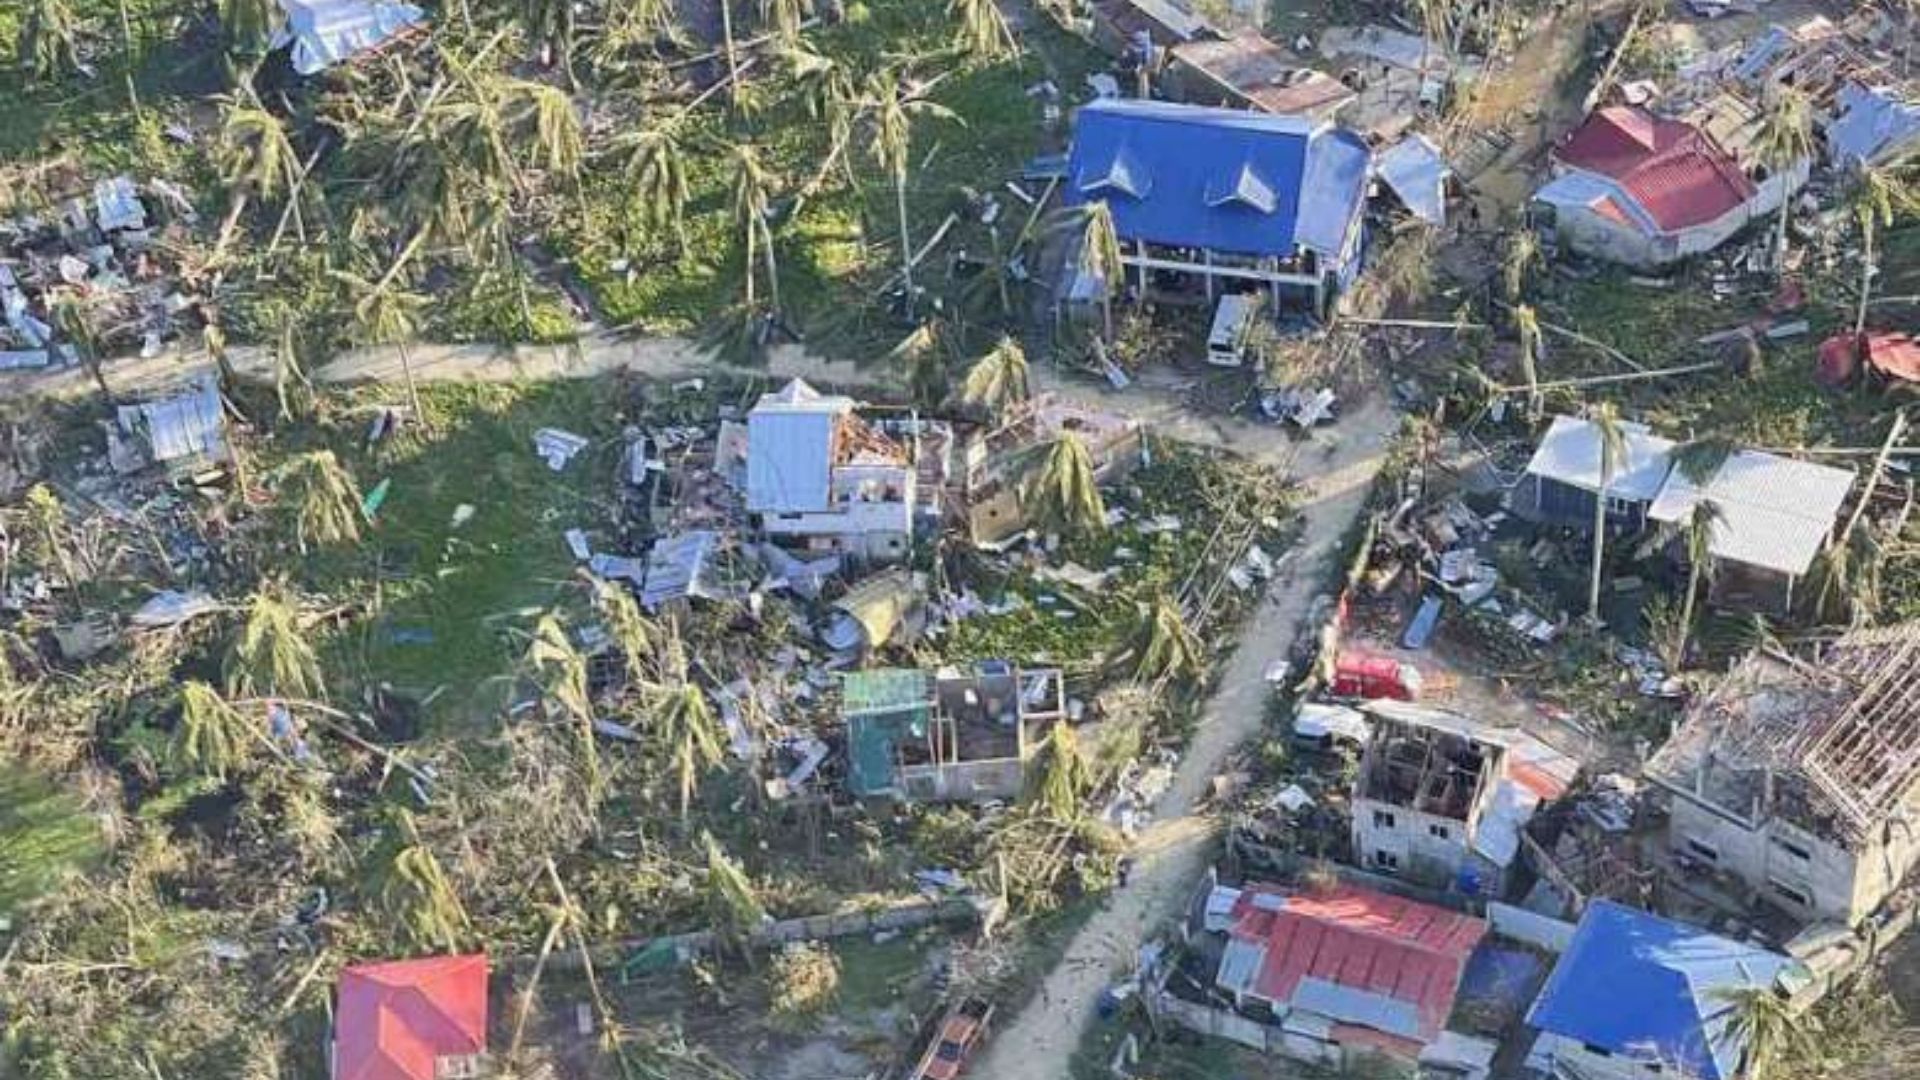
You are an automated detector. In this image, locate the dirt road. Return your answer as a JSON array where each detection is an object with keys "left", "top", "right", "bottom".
[{"left": 969, "top": 397, "right": 1400, "bottom": 1080}]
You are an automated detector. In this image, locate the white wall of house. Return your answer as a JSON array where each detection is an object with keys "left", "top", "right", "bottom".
[
  {"left": 1351, "top": 796, "right": 1476, "bottom": 885},
  {"left": 1537, "top": 158, "right": 1809, "bottom": 270},
  {"left": 762, "top": 462, "right": 915, "bottom": 560},
  {"left": 1663, "top": 792, "right": 1920, "bottom": 926}
]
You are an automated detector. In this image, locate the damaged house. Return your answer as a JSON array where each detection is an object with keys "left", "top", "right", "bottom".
[
  {"left": 1350, "top": 701, "right": 1579, "bottom": 895},
  {"left": 110, "top": 378, "right": 230, "bottom": 477},
  {"left": 1530, "top": 105, "right": 1806, "bottom": 268},
  {"left": 960, "top": 394, "right": 1145, "bottom": 548},
  {"left": 842, "top": 661, "right": 1065, "bottom": 802},
  {"left": 275, "top": 0, "right": 426, "bottom": 75},
  {"left": 1645, "top": 623, "right": 1920, "bottom": 927},
  {"left": 1063, "top": 98, "right": 1372, "bottom": 316},
  {"left": 1517, "top": 414, "right": 1676, "bottom": 533},
  {"left": 745, "top": 378, "right": 918, "bottom": 563}
]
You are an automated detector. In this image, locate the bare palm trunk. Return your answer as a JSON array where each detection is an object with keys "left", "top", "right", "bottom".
[
  {"left": 895, "top": 172, "right": 914, "bottom": 317},
  {"left": 720, "top": 0, "right": 740, "bottom": 108},
  {"left": 84, "top": 356, "right": 113, "bottom": 406},
  {"left": 116, "top": 0, "right": 140, "bottom": 116},
  {"left": 1101, "top": 293, "right": 1113, "bottom": 341},
  {"left": 212, "top": 191, "right": 252, "bottom": 268},
  {"left": 1676, "top": 558, "right": 1701, "bottom": 667},
  {"left": 397, "top": 339, "right": 425, "bottom": 426},
  {"left": 743, "top": 221, "right": 758, "bottom": 309},
  {"left": 1857, "top": 222, "right": 1876, "bottom": 336},
  {"left": 761, "top": 223, "right": 781, "bottom": 313},
  {"left": 1776, "top": 197, "right": 1792, "bottom": 276},
  {"left": 1588, "top": 465, "right": 1610, "bottom": 622}
]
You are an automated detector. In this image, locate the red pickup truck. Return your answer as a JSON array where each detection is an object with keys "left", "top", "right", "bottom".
[{"left": 910, "top": 997, "right": 994, "bottom": 1080}]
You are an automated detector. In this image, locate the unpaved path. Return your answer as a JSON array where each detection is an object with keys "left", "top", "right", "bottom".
[{"left": 969, "top": 396, "right": 1399, "bottom": 1080}]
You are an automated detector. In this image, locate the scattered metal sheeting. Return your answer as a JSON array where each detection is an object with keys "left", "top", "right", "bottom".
[
  {"left": 822, "top": 570, "right": 925, "bottom": 653},
  {"left": 1375, "top": 133, "right": 1452, "bottom": 226},
  {"left": 116, "top": 380, "right": 229, "bottom": 469},
  {"left": 273, "top": 0, "right": 427, "bottom": 75},
  {"left": 131, "top": 589, "right": 220, "bottom": 628},
  {"left": 94, "top": 176, "right": 146, "bottom": 233},
  {"left": 533, "top": 427, "right": 589, "bottom": 471},
  {"left": 639, "top": 529, "right": 720, "bottom": 610}
]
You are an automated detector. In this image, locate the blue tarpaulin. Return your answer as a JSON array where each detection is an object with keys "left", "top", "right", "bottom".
[
  {"left": 1527, "top": 900, "right": 1792, "bottom": 1080},
  {"left": 1063, "top": 99, "right": 1370, "bottom": 265}
]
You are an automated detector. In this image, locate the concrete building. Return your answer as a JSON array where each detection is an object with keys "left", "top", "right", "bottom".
[
  {"left": 745, "top": 378, "right": 917, "bottom": 562},
  {"left": 960, "top": 394, "right": 1144, "bottom": 548},
  {"left": 842, "top": 662, "right": 1066, "bottom": 802},
  {"left": 1063, "top": 98, "right": 1372, "bottom": 316},
  {"left": 1526, "top": 900, "right": 1793, "bottom": 1080},
  {"left": 1645, "top": 624, "right": 1920, "bottom": 927},
  {"left": 1350, "top": 701, "right": 1579, "bottom": 896},
  {"left": 1531, "top": 106, "right": 1805, "bottom": 269}
]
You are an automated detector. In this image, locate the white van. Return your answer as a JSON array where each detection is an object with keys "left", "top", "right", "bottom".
[{"left": 1205, "top": 293, "right": 1263, "bottom": 368}]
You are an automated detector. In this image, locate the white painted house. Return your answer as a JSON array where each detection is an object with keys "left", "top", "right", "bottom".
[{"left": 746, "top": 379, "right": 916, "bottom": 562}]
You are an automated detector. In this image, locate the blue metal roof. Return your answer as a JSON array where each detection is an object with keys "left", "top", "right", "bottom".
[
  {"left": 1526, "top": 900, "right": 1792, "bottom": 1080},
  {"left": 1064, "top": 99, "right": 1370, "bottom": 262}
]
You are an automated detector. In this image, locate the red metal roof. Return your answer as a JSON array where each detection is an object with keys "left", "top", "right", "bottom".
[
  {"left": 335, "top": 954, "right": 488, "bottom": 1080},
  {"left": 1227, "top": 883, "right": 1486, "bottom": 1041},
  {"left": 1867, "top": 330, "right": 1920, "bottom": 382},
  {"left": 1554, "top": 106, "right": 1758, "bottom": 232}
]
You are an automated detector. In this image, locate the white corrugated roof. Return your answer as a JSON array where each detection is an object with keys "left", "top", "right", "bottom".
[
  {"left": 1648, "top": 450, "right": 1854, "bottom": 576},
  {"left": 746, "top": 379, "right": 855, "bottom": 514},
  {"left": 1216, "top": 938, "right": 1266, "bottom": 998},
  {"left": 1524, "top": 414, "right": 1676, "bottom": 502},
  {"left": 274, "top": 0, "right": 424, "bottom": 74}
]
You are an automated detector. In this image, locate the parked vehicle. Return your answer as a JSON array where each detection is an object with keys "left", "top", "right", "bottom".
[
  {"left": 911, "top": 997, "right": 995, "bottom": 1080},
  {"left": 1205, "top": 293, "right": 1263, "bottom": 368},
  {"left": 1329, "top": 652, "right": 1423, "bottom": 701},
  {"left": 1292, "top": 702, "right": 1372, "bottom": 750}
]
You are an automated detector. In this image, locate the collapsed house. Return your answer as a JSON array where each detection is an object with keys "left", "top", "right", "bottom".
[
  {"left": 109, "top": 378, "right": 230, "bottom": 477},
  {"left": 745, "top": 379, "right": 918, "bottom": 562},
  {"left": 841, "top": 661, "right": 1065, "bottom": 802},
  {"left": 1725, "top": 16, "right": 1920, "bottom": 167},
  {"left": 1166, "top": 31, "right": 1358, "bottom": 123},
  {"left": 331, "top": 953, "right": 488, "bottom": 1080},
  {"left": 1525, "top": 900, "right": 1793, "bottom": 1080},
  {"left": 959, "top": 394, "right": 1145, "bottom": 548},
  {"left": 1350, "top": 701, "right": 1579, "bottom": 895},
  {"left": 274, "top": 0, "right": 426, "bottom": 75},
  {"left": 1163, "top": 878, "right": 1493, "bottom": 1072},
  {"left": 1531, "top": 105, "right": 1805, "bottom": 268},
  {"left": 1645, "top": 624, "right": 1920, "bottom": 927},
  {"left": 1517, "top": 415, "right": 1856, "bottom": 614},
  {"left": 1063, "top": 98, "right": 1372, "bottom": 316}
]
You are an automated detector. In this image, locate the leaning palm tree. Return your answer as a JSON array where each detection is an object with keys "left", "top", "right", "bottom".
[
  {"left": 171, "top": 681, "right": 259, "bottom": 781},
  {"left": 505, "top": 77, "right": 585, "bottom": 186},
  {"left": 950, "top": 0, "right": 1016, "bottom": 59},
  {"left": 960, "top": 336, "right": 1031, "bottom": 416},
  {"left": 760, "top": 0, "right": 811, "bottom": 40},
  {"left": 612, "top": 123, "right": 693, "bottom": 256},
  {"left": 1813, "top": 526, "right": 1883, "bottom": 627},
  {"left": 213, "top": 98, "right": 299, "bottom": 260},
  {"left": 225, "top": 584, "right": 324, "bottom": 701},
  {"left": 273, "top": 450, "right": 363, "bottom": 554},
  {"left": 1753, "top": 86, "right": 1815, "bottom": 274},
  {"left": 18, "top": 0, "right": 83, "bottom": 83},
  {"left": 1847, "top": 164, "right": 1915, "bottom": 335},
  {"left": 593, "top": 577, "right": 657, "bottom": 684},
  {"left": 867, "top": 71, "right": 959, "bottom": 319},
  {"left": 701, "top": 831, "right": 766, "bottom": 961},
  {"left": 1503, "top": 229, "right": 1541, "bottom": 304},
  {"left": 1129, "top": 592, "right": 1204, "bottom": 686},
  {"left": 1023, "top": 432, "right": 1107, "bottom": 538},
  {"left": 1514, "top": 304, "right": 1544, "bottom": 421},
  {"left": 1585, "top": 402, "right": 1628, "bottom": 624},
  {"left": 728, "top": 142, "right": 781, "bottom": 312},
  {"left": 1715, "top": 985, "right": 1816, "bottom": 1080},
  {"left": 218, "top": 0, "right": 277, "bottom": 59},
  {"left": 525, "top": 612, "right": 602, "bottom": 812},
  {"left": 523, "top": 0, "right": 579, "bottom": 86},
  {"left": 1058, "top": 201, "right": 1124, "bottom": 339},
  {"left": 1639, "top": 498, "right": 1725, "bottom": 670},
  {"left": 331, "top": 253, "right": 429, "bottom": 424},
  {"left": 1032, "top": 722, "right": 1090, "bottom": 821},
  {"left": 652, "top": 682, "right": 726, "bottom": 818},
  {"left": 888, "top": 319, "right": 953, "bottom": 410},
  {"left": 375, "top": 810, "right": 470, "bottom": 953}
]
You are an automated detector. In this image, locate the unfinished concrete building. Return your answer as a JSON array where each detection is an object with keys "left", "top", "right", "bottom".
[
  {"left": 842, "top": 662, "right": 1066, "bottom": 802},
  {"left": 1351, "top": 702, "right": 1578, "bottom": 896},
  {"left": 1646, "top": 624, "right": 1920, "bottom": 927},
  {"left": 961, "top": 395, "right": 1144, "bottom": 548}
]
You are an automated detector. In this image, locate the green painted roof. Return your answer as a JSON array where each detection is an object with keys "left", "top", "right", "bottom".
[{"left": 841, "top": 668, "right": 930, "bottom": 715}]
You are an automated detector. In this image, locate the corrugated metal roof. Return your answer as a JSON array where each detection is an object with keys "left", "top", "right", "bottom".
[
  {"left": 118, "top": 382, "right": 227, "bottom": 465},
  {"left": 639, "top": 530, "right": 718, "bottom": 610},
  {"left": 1527, "top": 900, "right": 1791, "bottom": 1080},
  {"left": 1170, "top": 33, "right": 1357, "bottom": 119},
  {"left": 335, "top": 954, "right": 488, "bottom": 1080},
  {"left": 1648, "top": 450, "right": 1854, "bottom": 576},
  {"left": 1523, "top": 414, "right": 1676, "bottom": 502},
  {"left": 1219, "top": 882, "right": 1485, "bottom": 1042},
  {"left": 1553, "top": 107, "right": 1758, "bottom": 232},
  {"left": 1376, "top": 134, "right": 1450, "bottom": 225},
  {"left": 1064, "top": 99, "right": 1371, "bottom": 262},
  {"left": 746, "top": 379, "right": 854, "bottom": 514},
  {"left": 1828, "top": 81, "right": 1920, "bottom": 167},
  {"left": 274, "top": 0, "right": 425, "bottom": 75},
  {"left": 1216, "top": 937, "right": 1266, "bottom": 997}
]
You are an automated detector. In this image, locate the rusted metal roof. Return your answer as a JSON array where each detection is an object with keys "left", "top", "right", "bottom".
[{"left": 1554, "top": 107, "right": 1757, "bottom": 231}]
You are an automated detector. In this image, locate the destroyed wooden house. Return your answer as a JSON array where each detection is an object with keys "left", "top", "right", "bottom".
[
  {"left": 1157, "top": 876, "right": 1495, "bottom": 1074},
  {"left": 1715, "top": 16, "right": 1920, "bottom": 167},
  {"left": 1088, "top": 0, "right": 1217, "bottom": 61},
  {"left": 842, "top": 661, "right": 1065, "bottom": 802},
  {"left": 1349, "top": 701, "right": 1578, "bottom": 896},
  {"left": 1645, "top": 623, "right": 1920, "bottom": 927},
  {"left": 1063, "top": 99, "right": 1372, "bottom": 317},
  {"left": 1166, "top": 31, "right": 1358, "bottom": 123},
  {"left": 1531, "top": 105, "right": 1805, "bottom": 269},
  {"left": 960, "top": 394, "right": 1144, "bottom": 548},
  {"left": 745, "top": 379, "right": 919, "bottom": 563}
]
